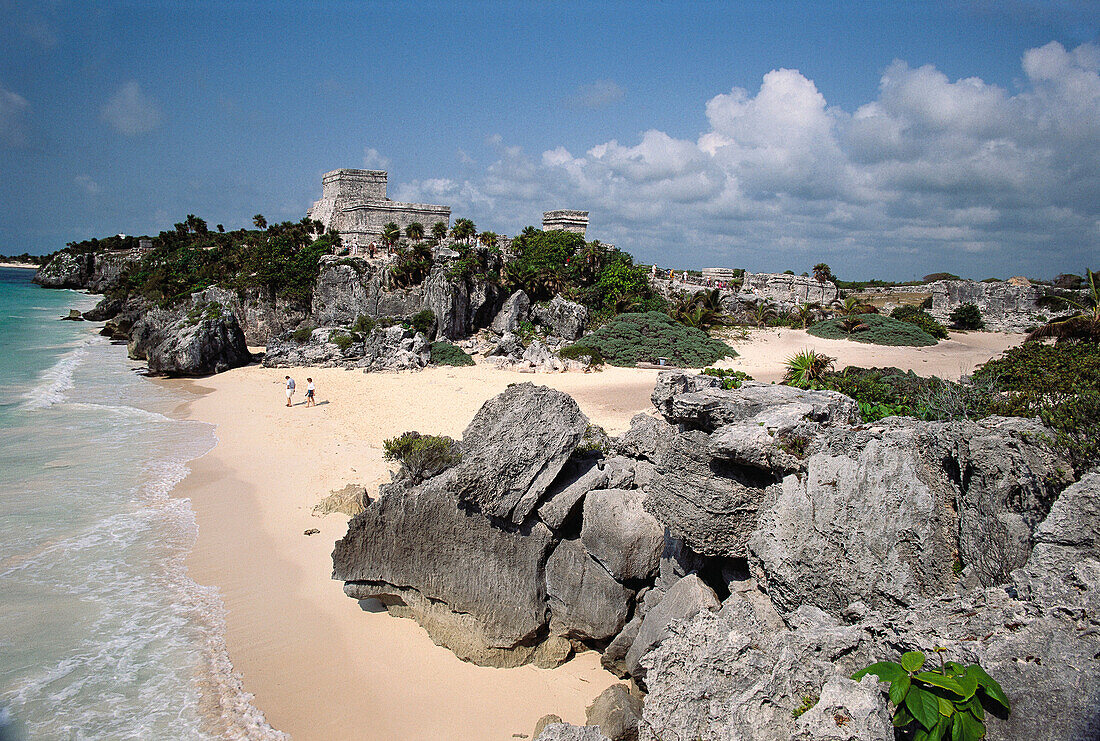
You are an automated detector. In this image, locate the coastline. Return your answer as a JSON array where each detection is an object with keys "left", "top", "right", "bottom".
[
  {"left": 0, "top": 262, "right": 39, "bottom": 270},
  {"left": 158, "top": 327, "right": 1022, "bottom": 739},
  {"left": 163, "top": 363, "right": 660, "bottom": 740}
]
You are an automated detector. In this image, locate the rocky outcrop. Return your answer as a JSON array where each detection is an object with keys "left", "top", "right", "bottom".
[
  {"left": 491, "top": 290, "right": 531, "bottom": 334},
  {"left": 585, "top": 684, "right": 644, "bottom": 741},
  {"left": 929, "top": 279, "right": 1044, "bottom": 332},
  {"left": 311, "top": 254, "right": 507, "bottom": 340},
  {"left": 189, "top": 285, "right": 306, "bottom": 345},
  {"left": 531, "top": 295, "right": 589, "bottom": 341},
  {"left": 740, "top": 272, "right": 838, "bottom": 305},
  {"left": 34, "top": 250, "right": 137, "bottom": 291},
  {"left": 127, "top": 303, "right": 251, "bottom": 376},
  {"left": 262, "top": 325, "right": 429, "bottom": 371}
]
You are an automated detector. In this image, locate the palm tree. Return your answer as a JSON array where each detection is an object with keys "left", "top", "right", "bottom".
[
  {"left": 431, "top": 221, "right": 448, "bottom": 245},
  {"left": 796, "top": 303, "right": 817, "bottom": 329},
  {"left": 813, "top": 263, "right": 833, "bottom": 283},
  {"left": 253, "top": 214, "right": 267, "bottom": 229},
  {"left": 833, "top": 295, "right": 874, "bottom": 317},
  {"left": 478, "top": 231, "right": 498, "bottom": 249},
  {"left": 751, "top": 302, "right": 776, "bottom": 328},
  {"left": 451, "top": 218, "right": 476, "bottom": 245},
  {"left": 381, "top": 222, "right": 401, "bottom": 249},
  {"left": 406, "top": 222, "right": 424, "bottom": 243},
  {"left": 1026, "top": 268, "right": 1099, "bottom": 343},
  {"left": 784, "top": 349, "right": 835, "bottom": 387}
]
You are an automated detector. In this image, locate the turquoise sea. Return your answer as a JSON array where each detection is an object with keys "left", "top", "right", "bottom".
[{"left": 0, "top": 268, "right": 281, "bottom": 739}]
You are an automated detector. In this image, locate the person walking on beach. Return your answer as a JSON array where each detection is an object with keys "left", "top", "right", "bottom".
[
  {"left": 285, "top": 376, "right": 296, "bottom": 407},
  {"left": 305, "top": 377, "right": 316, "bottom": 407}
]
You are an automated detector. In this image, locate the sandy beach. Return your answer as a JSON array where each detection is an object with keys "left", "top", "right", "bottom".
[
  {"left": 0, "top": 262, "right": 39, "bottom": 270},
  {"left": 165, "top": 328, "right": 1023, "bottom": 740}
]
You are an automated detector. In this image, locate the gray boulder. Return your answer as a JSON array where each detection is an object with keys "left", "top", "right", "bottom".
[
  {"left": 546, "top": 538, "right": 633, "bottom": 641},
  {"left": 128, "top": 303, "right": 251, "bottom": 376},
  {"left": 531, "top": 294, "right": 589, "bottom": 341},
  {"left": 536, "top": 724, "right": 610, "bottom": 741},
  {"left": 581, "top": 488, "right": 664, "bottom": 581},
  {"left": 488, "top": 331, "right": 525, "bottom": 358},
  {"left": 586, "top": 684, "right": 644, "bottom": 741},
  {"left": 263, "top": 327, "right": 362, "bottom": 367},
  {"left": 614, "top": 414, "right": 677, "bottom": 463},
  {"left": 625, "top": 574, "right": 720, "bottom": 680},
  {"left": 452, "top": 383, "right": 589, "bottom": 524},
  {"left": 650, "top": 371, "right": 721, "bottom": 421},
  {"left": 601, "top": 614, "right": 642, "bottom": 677},
  {"left": 789, "top": 675, "right": 892, "bottom": 741},
  {"left": 491, "top": 290, "right": 531, "bottom": 334},
  {"left": 537, "top": 458, "right": 609, "bottom": 531},
  {"left": 356, "top": 325, "right": 430, "bottom": 371},
  {"left": 645, "top": 428, "right": 780, "bottom": 557},
  {"left": 333, "top": 471, "right": 556, "bottom": 666}
]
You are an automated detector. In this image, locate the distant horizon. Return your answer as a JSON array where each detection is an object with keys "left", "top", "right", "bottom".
[{"left": 2, "top": 2, "right": 1097, "bottom": 281}]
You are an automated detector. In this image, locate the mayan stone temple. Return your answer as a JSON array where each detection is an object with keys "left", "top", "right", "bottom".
[
  {"left": 541, "top": 209, "right": 588, "bottom": 236},
  {"left": 307, "top": 169, "right": 451, "bottom": 252}
]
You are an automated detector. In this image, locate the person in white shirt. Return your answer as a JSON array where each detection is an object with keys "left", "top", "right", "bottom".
[
  {"left": 285, "top": 376, "right": 295, "bottom": 407},
  {"left": 305, "top": 377, "right": 316, "bottom": 407}
]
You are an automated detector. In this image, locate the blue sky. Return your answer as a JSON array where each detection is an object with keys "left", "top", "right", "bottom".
[{"left": 1, "top": 1, "right": 1098, "bottom": 280}]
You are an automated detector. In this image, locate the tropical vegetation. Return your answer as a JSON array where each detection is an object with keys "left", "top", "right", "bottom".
[
  {"left": 566, "top": 311, "right": 734, "bottom": 367},
  {"left": 807, "top": 313, "right": 939, "bottom": 346}
]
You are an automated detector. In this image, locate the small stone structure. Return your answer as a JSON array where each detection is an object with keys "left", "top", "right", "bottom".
[
  {"left": 701, "top": 267, "right": 740, "bottom": 282},
  {"left": 542, "top": 210, "right": 588, "bottom": 236},
  {"left": 308, "top": 169, "right": 451, "bottom": 254}
]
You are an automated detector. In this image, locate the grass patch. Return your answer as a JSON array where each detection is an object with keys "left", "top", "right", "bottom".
[
  {"left": 807, "top": 313, "right": 938, "bottom": 346},
  {"left": 571, "top": 311, "right": 735, "bottom": 367}
]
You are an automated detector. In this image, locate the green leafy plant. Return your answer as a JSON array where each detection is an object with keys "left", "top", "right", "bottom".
[
  {"left": 429, "top": 341, "right": 475, "bottom": 367},
  {"left": 351, "top": 314, "right": 376, "bottom": 334},
  {"left": 558, "top": 344, "right": 605, "bottom": 368},
  {"left": 382, "top": 431, "right": 462, "bottom": 484},
  {"left": 784, "top": 349, "right": 835, "bottom": 387},
  {"left": 291, "top": 324, "right": 315, "bottom": 343},
  {"left": 853, "top": 649, "right": 1010, "bottom": 741},
  {"left": 701, "top": 367, "right": 753, "bottom": 389},
  {"left": 330, "top": 331, "right": 355, "bottom": 352},
  {"left": 569, "top": 311, "right": 735, "bottom": 367},
  {"left": 808, "top": 314, "right": 938, "bottom": 346},
  {"left": 409, "top": 309, "right": 436, "bottom": 336},
  {"left": 949, "top": 303, "right": 985, "bottom": 330},
  {"left": 891, "top": 305, "right": 949, "bottom": 339},
  {"left": 791, "top": 694, "right": 819, "bottom": 719}
]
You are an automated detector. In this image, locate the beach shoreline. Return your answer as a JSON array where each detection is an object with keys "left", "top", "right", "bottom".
[
  {"left": 0, "top": 262, "right": 40, "bottom": 270},
  {"left": 161, "top": 328, "right": 1023, "bottom": 739}
]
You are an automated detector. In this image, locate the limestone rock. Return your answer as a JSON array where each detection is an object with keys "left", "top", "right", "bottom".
[
  {"left": 488, "top": 331, "right": 526, "bottom": 358},
  {"left": 531, "top": 294, "right": 589, "bottom": 341},
  {"left": 739, "top": 272, "right": 839, "bottom": 305},
  {"left": 537, "top": 458, "right": 609, "bottom": 531},
  {"left": 356, "top": 325, "right": 430, "bottom": 371},
  {"left": 535, "top": 724, "right": 609, "bottom": 741},
  {"left": 650, "top": 372, "right": 721, "bottom": 421},
  {"left": 333, "top": 472, "right": 554, "bottom": 663},
  {"left": 645, "top": 428, "right": 780, "bottom": 557},
  {"left": 929, "top": 279, "right": 1044, "bottom": 333},
  {"left": 658, "top": 378, "right": 859, "bottom": 433},
  {"left": 585, "top": 684, "right": 643, "bottom": 741},
  {"left": 546, "top": 539, "right": 633, "bottom": 642},
  {"left": 491, "top": 290, "right": 531, "bottom": 334},
  {"left": 613, "top": 414, "right": 677, "bottom": 464},
  {"left": 128, "top": 304, "right": 251, "bottom": 376},
  {"left": 263, "top": 327, "right": 363, "bottom": 368},
  {"left": 581, "top": 489, "right": 664, "bottom": 582},
  {"left": 190, "top": 285, "right": 306, "bottom": 345},
  {"left": 708, "top": 422, "right": 808, "bottom": 472},
  {"left": 789, "top": 676, "right": 891, "bottom": 741},
  {"left": 533, "top": 715, "right": 563, "bottom": 740},
  {"left": 452, "top": 383, "right": 589, "bottom": 524},
  {"left": 625, "top": 574, "right": 720, "bottom": 680},
  {"left": 34, "top": 249, "right": 136, "bottom": 292},
  {"left": 601, "top": 614, "right": 641, "bottom": 677}
]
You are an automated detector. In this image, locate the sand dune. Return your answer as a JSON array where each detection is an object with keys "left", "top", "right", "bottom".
[{"left": 164, "top": 328, "right": 1021, "bottom": 740}]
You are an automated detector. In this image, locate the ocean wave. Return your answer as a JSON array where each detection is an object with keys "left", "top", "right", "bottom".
[{"left": 21, "top": 339, "right": 93, "bottom": 410}]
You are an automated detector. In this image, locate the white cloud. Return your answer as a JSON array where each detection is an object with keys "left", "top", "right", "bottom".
[
  {"left": 413, "top": 41, "right": 1100, "bottom": 276},
  {"left": 0, "top": 84, "right": 30, "bottom": 147},
  {"left": 73, "top": 175, "right": 101, "bottom": 196},
  {"left": 363, "top": 147, "right": 390, "bottom": 170},
  {"left": 565, "top": 79, "right": 625, "bottom": 110},
  {"left": 101, "top": 81, "right": 164, "bottom": 135}
]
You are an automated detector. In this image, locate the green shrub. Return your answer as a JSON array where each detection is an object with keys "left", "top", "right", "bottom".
[
  {"left": 291, "top": 325, "right": 315, "bottom": 343},
  {"left": 784, "top": 349, "right": 835, "bottom": 387},
  {"left": 382, "top": 431, "right": 462, "bottom": 484},
  {"left": 891, "top": 305, "right": 949, "bottom": 339},
  {"left": 571, "top": 311, "right": 735, "bottom": 367},
  {"left": 807, "top": 314, "right": 938, "bottom": 346},
  {"left": 853, "top": 650, "right": 1009, "bottom": 740},
  {"left": 700, "top": 367, "right": 753, "bottom": 389},
  {"left": 331, "top": 331, "right": 354, "bottom": 352},
  {"left": 558, "top": 344, "right": 605, "bottom": 367},
  {"left": 410, "top": 309, "right": 436, "bottom": 336},
  {"left": 949, "top": 303, "right": 985, "bottom": 330},
  {"left": 351, "top": 314, "right": 376, "bottom": 334},
  {"left": 793, "top": 366, "right": 945, "bottom": 422},
  {"left": 429, "top": 341, "right": 475, "bottom": 367}
]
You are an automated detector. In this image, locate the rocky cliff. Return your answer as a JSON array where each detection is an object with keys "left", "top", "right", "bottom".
[
  {"left": 128, "top": 302, "right": 252, "bottom": 376},
  {"left": 312, "top": 255, "right": 508, "bottom": 340},
  {"left": 334, "top": 373, "right": 1098, "bottom": 741},
  {"left": 929, "top": 279, "right": 1045, "bottom": 332},
  {"left": 34, "top": 250, "right": 138, "bottom": 292}
]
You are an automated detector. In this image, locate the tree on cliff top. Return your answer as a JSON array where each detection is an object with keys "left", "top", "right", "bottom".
[
  {"left": 813, "top": 263, "right": 834, "bottom": 283},
  {"left": 451, "top": 218, "right": 476, "bottom": 245},
  {"left": 431, "top": 221, "right": 448, "bottom": 244},
  {"left": 405, "top": 222, "right": 424, "bottom": 243},
  {"left": 253, "top": 214, "right": 267, "bottom": 229}
]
